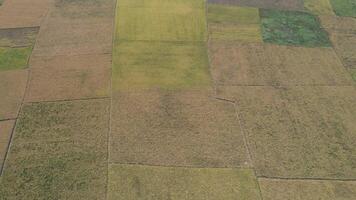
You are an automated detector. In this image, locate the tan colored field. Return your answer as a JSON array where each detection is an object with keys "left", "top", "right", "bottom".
[
  {"left": 259, "top": 178, "right": 356, "bottom": 200},
  {"left": 209, "top": 41, "right": 352, "bottom": 86},
  {"left": 217, "top": 86, "right": 356, "bottom": 179},
  {"left": 25, "top": 54, "right": 111, "bottom": 102},
  {"left": 0, "top": 99, "right": 109, "bottom": 199},
  {"left": 108, "top": 164, "right": 262, "bottom": 200},
  {"left": 0, "top": 69, "right": 27, "bottom": 119},
  {"left": 0, "top": 120, "right": 14, "bottom": 172},
  {"left": 110, "top": 88, "right": 250, "bottom": 167}
]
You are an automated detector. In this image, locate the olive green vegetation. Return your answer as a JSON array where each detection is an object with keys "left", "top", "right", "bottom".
[
  {"left": 0, "top": 47, "right": 32, "bottom": 71},
  {"left": 207, "top": 4, "right": 262, "bottom": 42},
  {"left": 0, "top": 100, "right": 109, "bottom": 199},
  {"left": 116, "top": 2, "right": 206, "bottom": 41},
  {"left": 330, "top": 0, "right": 356, "bottom": 17},
  {"left": 108, "top": 164, "right": 262, "bottom": 200},
  {"left": 304, "top": 0, "right": 335, "bottom": 15},
  {"left": 112, "top": 41, "right": 211, "bottom": 90},
  {"left": 118, "top": 0, "right": 205, "bottom": 9},
  {"left": 350, "top": 69, "right": 356, "bottom": 82},
  {"left": 260, "top": 9, "right": 331, "bottom": 47}
]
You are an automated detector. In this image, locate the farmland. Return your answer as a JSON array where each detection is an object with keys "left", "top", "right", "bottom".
[{"left": 1, "top": 0, "right": 356, "bottom": 199}]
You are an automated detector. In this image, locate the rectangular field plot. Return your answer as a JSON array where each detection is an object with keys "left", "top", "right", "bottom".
[
  {"left": 25, "top": 54, "right": 111, "bottom": 102},
  {"left": 0, "top": 27, "right": 38, "bottom": 48},
  {"left": 319, "top": 15, "right": 356, "bottom": 34},
  {"left": 330, "top": 0, "right": 356, "bottom": 17},
  {"left": 207, "top": 0, "right": 304, "bottom": 11},
  {"left": 110, "top": 89, "right": 250, "bottom": 168},
  {"left": 207, "top": 4, "right": 262, "bottom": 42},
  {"left": 217, "top": 86, "right": 356, "bottom": 179},
  {"left": 0, "top": 47, "right": 32, "bottom": 70},
  {"left": 116, "top": 4, "right": 206, "bottom": 42},
  {"left": 209, "top": 41, "right": 352, "bottom": 86},
  {"left": 304, "top": 0, "right": 335, "bottom": 15},
  {"left": 112, "top": 41, "right": 211, "bottom": 90},
  {"left": 118, "top": 0, "right": 205, "bottom": 9},
  {"left": 0, "top": 70, "right": 27, "bottom": 119},
  {"left": 259, "top": 178, "right": 356, "bottom": 200},
  {"left": 0, "top": 99, "right": 109, "bottom": 199},
  {"left": 108, "top": 164, "right": 262, "bottom": 200},
  {"left": 0, "top": 120, "right": 14, "bottom": 172}
]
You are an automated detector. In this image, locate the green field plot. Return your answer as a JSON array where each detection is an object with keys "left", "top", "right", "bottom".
[
  {"left": 260, "top": 9, "right": 331, "bottom": 47},
  {"left": 217, "top": 86, "right": 356, "bottom": 179},
  {"left": 0, "top": 47, "right": 32, "bottom": 70},
  {"left": 0, "top": 70, "right": 27, "bottom": 119},
  {"left": 207, "top": 4, "right": 262, "bottom": 42},
  {"left": 0, "top": 99, "right": 109, "bottom": 199},
  {"left": 116, "top": 4, "right": 206, "bottom": 41},
  {"left": 112, "top": 41, "right": 211, "bottom": 90},
  {"left": 330, "top": 0, "right": 356, "bottom": 17},
  {"left": 110, "top": 89, "right": 249, "bottom": 167},
  {"left": 259, "top": 179, "right": 356, "bottom": 200},
  {"left": 0, "top": 120, "right": 14, "bottom": 172},
  {"left": 108, "top": 164, "right": 262, "bottom": 200},
  {"left": 209, "top": 41, "right": 352, "bottom": 86},
  {"left": 304, "top": 0, "right": 335, "bottom": 15},
  {"left": 118, "top": 0, "right": 205, "bottom": 9}
]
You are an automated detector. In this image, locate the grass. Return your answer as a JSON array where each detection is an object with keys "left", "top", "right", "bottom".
[
  {"left": 260, "top": 9, "right": 331, "bottom": 47},
  {"left": 259, "top": 178, "right": 356, "bottom": 200},
  {"left": 116, "top": 3, "right": 206, "bottom": 41},
  {"left": 350, "top": 69, "right": 356, "bottom": 82},
  {"left": 217, "top": 86, "right": 356, "bottom": 179},
  {"left": 0, "top": 100, "right": 110, "bottom": 199},
  {"left": 0, "top": 47, "right": 32, "bottom": 71},
  {"left": 304, "top": 0, "right": 335, "bottom": 15},
  {"left": 112, "top": 41, "right": 211, "bottom": 90},
  {"left": 330, "top": 0, "right": 356, "bottom": 17},
  {"left": 207, "top": 4, "right": 262, "bottom": 42},
  {"left": 0, "top": 120, "right": 14, "bottom": 172},
  {"left": 108, "top": 164, "right": 262, "bottom": 200},
  {"left": 110, "top": 89, "right": 249, "bottom": 167}
]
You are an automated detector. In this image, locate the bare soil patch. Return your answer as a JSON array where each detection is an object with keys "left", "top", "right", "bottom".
[
  {"left": 209, "top": 41, "right": 352, "bottom": 86},
  {"left": 217, "top": 86, "right": 356, "bottom": 179},
  {"left": 110, "top": 88, "right": 250, "bottom": 167},
  {"left": 25, "top": 54, "right": 111, "bottom": 102}
]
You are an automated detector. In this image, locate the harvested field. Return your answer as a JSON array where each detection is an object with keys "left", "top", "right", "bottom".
[
  {"left": 216, "top": 86, "right": 356, "bottom": 179},
  {"left": 0, "top": 120, "right": 14, "bottom": 172},
  {"left": 110, "top": 89, "right": 250, "bottom": 167},
  {"left": 25, "top": 54, "right": 111, "bottom": 102},
  {"left": 0, "top": 0, "right": 50, "bottom": 28},
  {"left": 304, "top": 0, "right": 335, "bottom": 15},
  {"left": 207, "top": 4, "right": 262, "bottom": 42},
  {"left": 112, "top": 41, "right": 211, "bottom": 90},
  {"left": 209, "top": 41, "right": 352, "bottom": 86},
  {"left": 328, "top": 33, "right": 356, "bottom": 69},
  {"left": 0, "top": 99, "right": 109, "bottom": 199},
  {"left": 0, "top": 69, "right": 27, "bottom": 119},
  {"left": 108, "top": 164, "right": 262, "bottom": 200},
  {"left": 260, "top": 9, "right": 331, "bottom": 47},
  {"left": 116, "top": 0, "right": 206, "bottom": 42},
  {"left": 330, "top": 0, "right": 356, "bottom": 17},
  {"left": 207, "top": 0, "right": 304, "bottom": 11},
  {"left": 319, "top": 15, "right": 356, "bottom": 33},
  {"left": 0, "top": 27, "right": 39, "bottom": 48},
  {"left": 259, "top": 178, "right": 356, "bottom": 200}
]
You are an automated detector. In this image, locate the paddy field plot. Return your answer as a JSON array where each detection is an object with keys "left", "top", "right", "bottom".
[
  {"left": 260, "top": 9, "right": 331, "bottom": 47},
  {"left": 304, "top": 0, "right": 335, "bottom": 15},
  {"left": 259, "top": 178, "right": 356, "bottom": 200},
  {"left": 209, "top": 41, "right": 352, "bottom": 86},
  {"left": 112, "top": 41, "right": 211, "bottom": 90},
  {"left": 217, "top": 86, "right": 356, "bottom": 179},
  {"left": 0, "top": 120, "right": 14, "bottom": 172},
  {"left": 0, "top": 70, "right": 27, "bottom": 120},
  {"left": 116, "top": 3, "right": 206, "bottom": 42},
  {"left": 25, "top": 54, "right": 111, "bottom": 102},
  {"left": 108, "top": 164, "right": 261, "bottom": 200},
  {"left": 207, "top": 4, "right": 262, "bottom": 42},
  {"left": 0, "top": 99, "right": 109, "bottom": 199},
  {"left": 110, "top": 89, "right": 250, "bottom": 167},
  {"left": 207, "top": 0, "right": 304, "bottom": 10},
  {"left": 329, "top": 0, "right": 356, "bottom": 18}
]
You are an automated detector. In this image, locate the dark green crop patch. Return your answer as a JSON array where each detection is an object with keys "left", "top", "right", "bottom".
[
  {"left": 260, "top": 9, "right": 331, "bottom": 47},
  {"left": 330, "top": 0, "right": 356, "bottom": 17}
]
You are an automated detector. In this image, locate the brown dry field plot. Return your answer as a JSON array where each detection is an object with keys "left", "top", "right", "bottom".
[{"left": 25, "top": 54, "right": 111, "bottom": 102}]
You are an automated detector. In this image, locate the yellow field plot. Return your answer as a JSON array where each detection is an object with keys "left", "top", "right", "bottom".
[
  {"left": 116, "top": 5, "right": 206, "bottom": 42},
  {"left": 259, "top": 178, "right": 356, "bottom": 200},
  {"left": 304, "top": 0, "right": 335, "bottom": 15},
  {"left": 118, "top": 0, "right": 205, "bottom": 9},
  {"left": 208, "top": 4, "right": 262, "bottom": 42},
  {"left": 217, "top": 86, "right": 356, "bottom": 179},
  {"left": 108, "top": 164, "right": 262, "bottom": 200}
]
